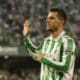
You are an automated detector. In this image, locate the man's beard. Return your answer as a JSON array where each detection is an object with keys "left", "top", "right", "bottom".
[{"left": 47, "top": 27, "right": 58, "bottom": 33}]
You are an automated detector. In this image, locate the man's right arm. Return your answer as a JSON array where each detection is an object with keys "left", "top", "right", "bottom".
[
  {"left": 23, "top": 35, "right": 43, "bottom": 58},
  {"left": 23, "top": 20, "right": 43, "bottom": 58}
]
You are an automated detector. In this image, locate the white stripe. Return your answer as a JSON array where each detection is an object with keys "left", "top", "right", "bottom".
[
  {"left": 63, "top": 37, "right": 68, "bottom": 53},
  {"left": 72, "top": 39, "right": 76, "bottom": 52},
  {"left": 46, "top": 40, "right": 53, "bottom": 54},
  {"left": 51, "top": 42, "right": 58, "bottom": 55},
  {"left": 42, "top": 40, "right": 47, "bottom": 54},
  {"left": 40, "top": 64, "right": 44, "bottom": 80},
  {"left": 56, "top": 74, "right": 59, "bottom": 80}
]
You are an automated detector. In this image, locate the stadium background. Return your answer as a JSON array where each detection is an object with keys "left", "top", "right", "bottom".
[{"left": 0, "top": 0, "right": 80, "bottom": 80}]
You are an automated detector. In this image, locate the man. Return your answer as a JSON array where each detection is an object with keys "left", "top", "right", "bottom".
[{"left": 23, "top": 8, "right": 76, "bottom": 80}]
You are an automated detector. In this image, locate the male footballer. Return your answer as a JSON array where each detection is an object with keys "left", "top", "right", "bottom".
[{"left": 23, "top": 8, "right": 76, "bottom": 80}]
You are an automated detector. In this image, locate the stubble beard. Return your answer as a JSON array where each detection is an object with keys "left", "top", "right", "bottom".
[{"left": 47, "top": 27, "right": 58, "bottom": 34}]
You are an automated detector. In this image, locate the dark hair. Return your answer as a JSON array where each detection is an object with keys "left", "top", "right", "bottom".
[{"left": 49, "top": 8, "right": 67, "bottom": 24}]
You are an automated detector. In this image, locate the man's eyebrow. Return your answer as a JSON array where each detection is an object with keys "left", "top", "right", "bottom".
[{"left": 47, "top": 16, "right": 55, "bottom": 19}]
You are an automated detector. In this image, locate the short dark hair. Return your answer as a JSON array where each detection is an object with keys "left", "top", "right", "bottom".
[{"left": 49, "top": 8, "right": 67, "bottom": 24}]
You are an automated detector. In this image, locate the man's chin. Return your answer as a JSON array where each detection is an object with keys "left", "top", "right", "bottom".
[
  {"left": 46, "top": 28, "right": 57, "bottom": 33},
  {"left": 46, "top": 29, "right": 54, "bottom": 33}
]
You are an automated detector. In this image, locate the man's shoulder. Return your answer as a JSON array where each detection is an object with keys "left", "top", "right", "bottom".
[
  {"left": 62, "top": 34, "right": 74, "bottom": 41},
  {"left": 62, "top": 34, "right": 76, "bottom": 47}
]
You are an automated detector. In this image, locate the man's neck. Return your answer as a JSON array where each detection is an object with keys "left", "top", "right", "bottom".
[{"left": 51, "top": 28, "right": 63, "bottom": 39}]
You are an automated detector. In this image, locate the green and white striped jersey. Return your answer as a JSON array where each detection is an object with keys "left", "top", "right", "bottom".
[{"left": 23, "top": 31, "right": 76, "bottom": 80}]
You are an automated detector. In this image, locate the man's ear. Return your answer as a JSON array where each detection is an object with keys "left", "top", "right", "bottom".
[{"left": 60, "top": 19, "right": 64, "bottom": 26}]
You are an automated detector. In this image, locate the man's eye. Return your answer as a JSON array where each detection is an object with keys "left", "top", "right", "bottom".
[{"left": 49, "top": 17, "right": 54, "bottom": 19}]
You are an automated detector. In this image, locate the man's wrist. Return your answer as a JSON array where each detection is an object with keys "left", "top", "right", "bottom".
[{"left": 23, "top": 31, "right": 30, "bottom": 36}]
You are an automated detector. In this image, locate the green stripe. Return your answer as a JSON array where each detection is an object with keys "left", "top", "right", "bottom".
[
  {"left": 68, "top": 39, "right": 73, "bottom": 51},
  {"left": 59, "top": 39, "right": 63, "bottom": 80},
  {"left": 59, "top": 39, "right": 64, "bottom": 62},
  {"left": 23, "top": 36, "right": 36, "bottom": 53},
  {"left": 59, "top": 73, "right": 63, "bottom": 80},
  {"left": 52, "top": 70, "right": 56, "bottom": 80},
  {"left": 75, "top": 47, "right": 78, "bottom": 56}
]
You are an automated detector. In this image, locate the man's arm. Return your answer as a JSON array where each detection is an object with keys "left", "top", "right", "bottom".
[
  {"left": 23, "top": 20, "right": 43, "bottom": 58},
  {"left": 23, "top": 35, "right": 43, "bottom": 54},
  {"left": 36, "top": 38, "right": 76, "bottom": 72}
]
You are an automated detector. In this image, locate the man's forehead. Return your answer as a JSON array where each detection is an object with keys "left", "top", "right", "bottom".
[{"left": 48, "top": 12, "right": 58, "bottom": 17}]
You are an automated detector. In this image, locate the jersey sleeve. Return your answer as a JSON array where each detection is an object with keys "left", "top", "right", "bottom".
[
  {"left": 23, "top": 35, "right": 43, "bottom": 58},
  {"left": 40, "top": 37, "right": 76, "bottom": 72}
]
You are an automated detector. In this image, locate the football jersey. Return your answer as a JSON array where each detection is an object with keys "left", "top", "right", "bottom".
[{"left": 23, "top": 31, "right": 76, "bottom": 80}]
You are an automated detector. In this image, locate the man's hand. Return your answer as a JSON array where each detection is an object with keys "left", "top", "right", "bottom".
[
  {"left": 36, "top": 52, "right": 44, "bottom": 61},
  {"left": 23, "top": 20, "right": 30, "bottom": 36}
]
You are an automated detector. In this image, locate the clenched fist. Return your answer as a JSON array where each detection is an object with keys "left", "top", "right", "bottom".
[{"left": 23, "top": 20, "right": 30, "bottom": 36}]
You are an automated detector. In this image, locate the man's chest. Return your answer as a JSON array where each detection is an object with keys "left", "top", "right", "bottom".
[{"left": 41, "top": 39, "right": 63, "bottom": 61}]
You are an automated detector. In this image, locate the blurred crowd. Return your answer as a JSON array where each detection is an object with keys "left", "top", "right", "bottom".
[
  {"left": 0, "top": 0, "right": 80, "bottom": 80},
  {"left": 0, "top": 0, "right": 80, "bottom": 46},
  {"left": 0, "top": 68, "right": 40, "bottom": 80},
  {"left": 0, "top": 68, "right": 79, "bottom": 80},
  {"left": 0, "top": 56, "right": 40, "bottom": 80}
]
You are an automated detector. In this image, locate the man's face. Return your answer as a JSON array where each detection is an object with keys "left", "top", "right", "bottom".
[{"left": 46, "top": 12, "right": 63, "bottom": 32}]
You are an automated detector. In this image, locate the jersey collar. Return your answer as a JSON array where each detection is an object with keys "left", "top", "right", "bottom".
[{"left": 47, "top": 31, "right": 65, "bottom": 41}]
